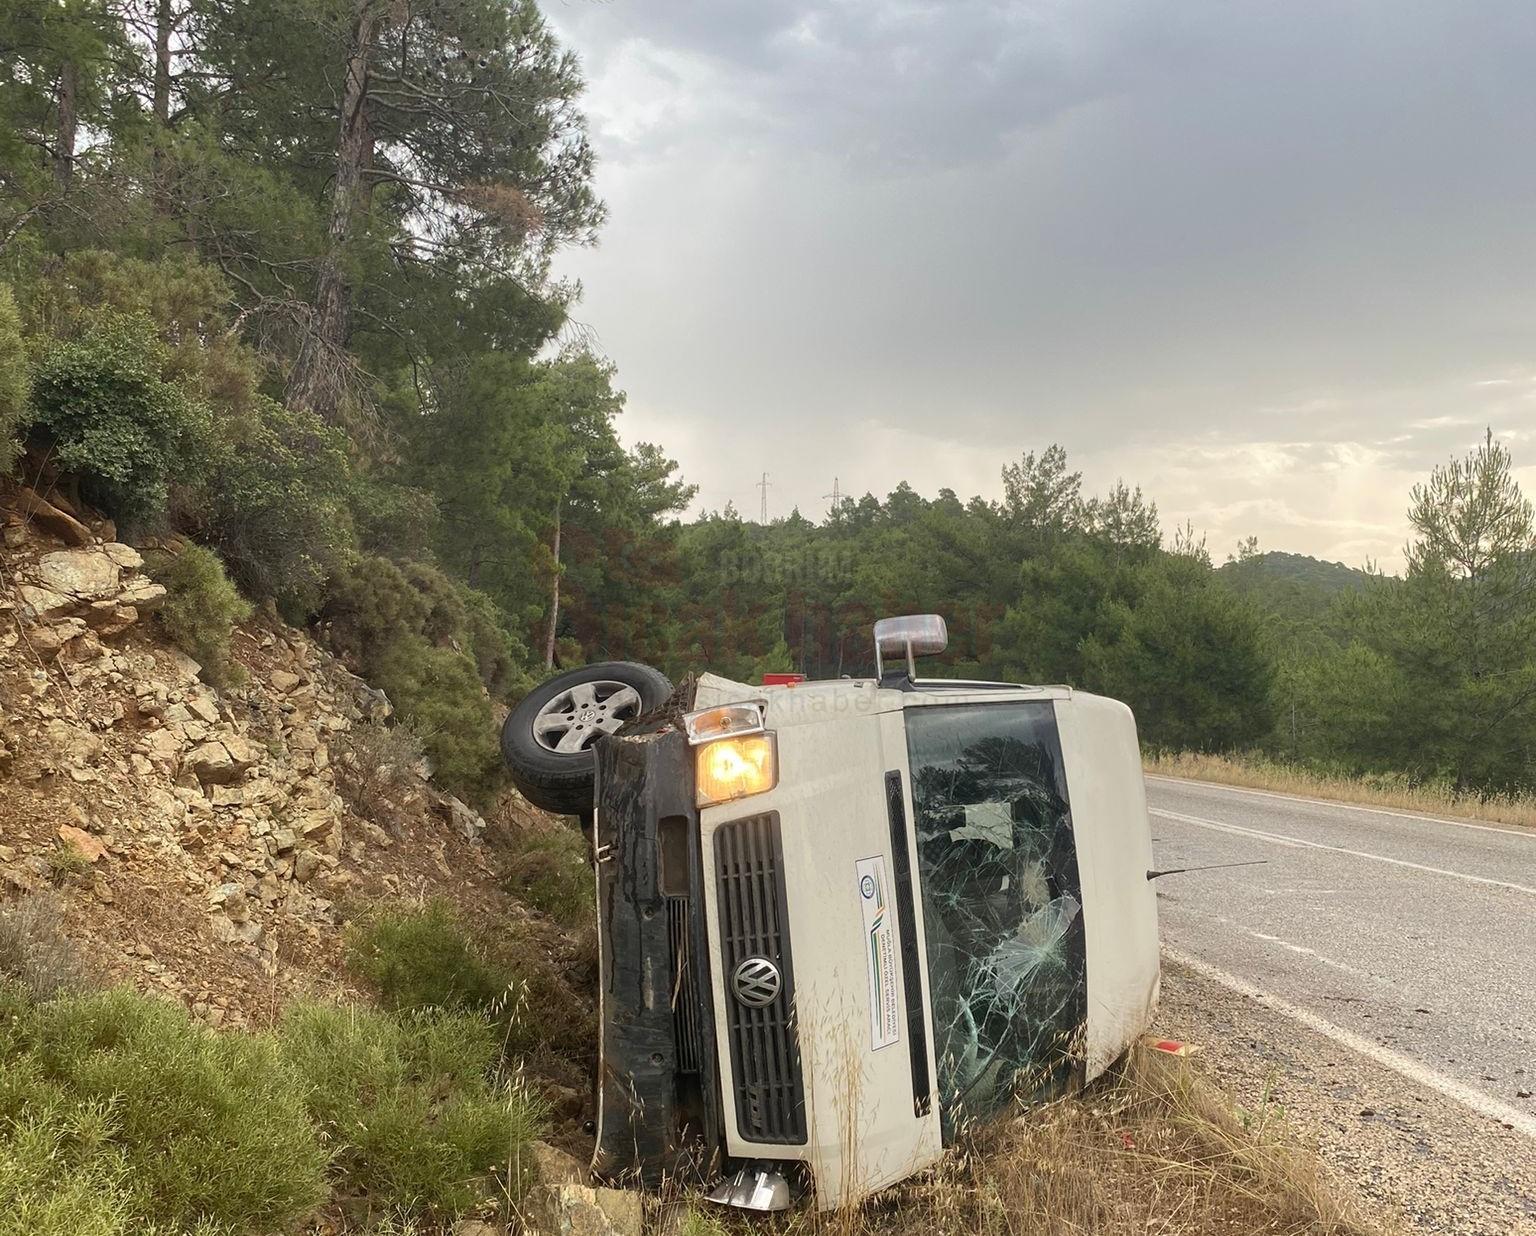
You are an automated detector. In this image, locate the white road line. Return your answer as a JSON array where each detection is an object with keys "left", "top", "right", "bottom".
[
  {"left": 1163, "top": 944, "right": 1536, "bottom": 1141},
  {"left": 1146, "top": 774, "right": 1536, "bottom": 841},
  {"left": 1151, "top": 807, "right": 1536, "bottom": 897}
]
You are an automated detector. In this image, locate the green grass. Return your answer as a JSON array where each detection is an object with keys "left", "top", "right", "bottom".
[
  {"left": 501, "top": 827, "right": 593, "bottom": 927},
  {"left": 346, "top": 897, "right": 509, "bottom": 1014},
  {"left": 0, "top": 985, "right": 327, "bottom": 1233},
  {"left": 345, "top": 897, "right": 593, "bottom": 1069},
  {"left": 0, "top": 974, "right": 543, "bottom": 1232},
  {"left": 279, "top": 1002, "right": 541, "bottom": 1215}
]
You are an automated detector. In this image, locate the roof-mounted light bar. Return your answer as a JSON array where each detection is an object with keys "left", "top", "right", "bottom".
[{"left": 873, "top": 614, "right": 948, "bottom": 682}]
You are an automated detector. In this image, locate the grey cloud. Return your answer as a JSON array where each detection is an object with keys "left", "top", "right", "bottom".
[{"left": 548, "top": 1, "right": 1536, "bottom": 564}]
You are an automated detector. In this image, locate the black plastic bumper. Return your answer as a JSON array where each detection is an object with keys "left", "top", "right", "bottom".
[{"left": 591, "top": 728, "right": 723, "bottom": 1184}]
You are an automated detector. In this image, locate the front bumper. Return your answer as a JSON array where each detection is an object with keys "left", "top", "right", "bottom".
[{"left": 590, "top": 728, "right": 724, "bottom": 1183}]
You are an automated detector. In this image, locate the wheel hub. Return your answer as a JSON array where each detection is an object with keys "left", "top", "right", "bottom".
[{"left": 531, "top": 679, "right": 645, "bottom": 755}]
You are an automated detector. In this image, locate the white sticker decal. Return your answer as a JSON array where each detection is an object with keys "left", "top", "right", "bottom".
[{"left": 856, "top": 855, "right": 901, "bottom": 1051}]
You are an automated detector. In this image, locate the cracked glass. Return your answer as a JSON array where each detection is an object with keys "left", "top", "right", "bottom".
[{"left": 904, "top": 702, "right": 1086, "bottom": 1139}]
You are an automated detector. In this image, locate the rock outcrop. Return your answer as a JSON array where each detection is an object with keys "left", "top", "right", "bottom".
[{"left": 0, "top": 509, "right": 519, "bottom": 1031}]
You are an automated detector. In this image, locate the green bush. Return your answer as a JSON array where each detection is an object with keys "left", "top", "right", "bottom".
[
  {"left": 0, "top": 285, "right": 28, "bottom": 473},
  {"left": 145, "top": 544, "right": 252, "bottom": 687},
  {"left": 27, "top": 313, "right": 211, "bottom": 523},
  {"left": 0, "top": 1103, "right": 132, "bottom": 1236},
  {"left": 0, "top": 988, "right": 328, "bottom": 1232},
  {"left": 345, "top": 900, "right": 591, "bottom": 1067},
  {"left": 374, "top": 637, "right": 503, "bottom": 803},
  {"left": 278, "top": 1001, "right": 541, "bottom": 1216},
  {"left": 188, "top": 396, "right": 355, "bottom": 618},
  {"left": 18, "top": 252, "right": 263, "bottom": 420},
  {"left": 346, "top": 899, "right": 507, "bottom": 1015},
  {"left": 502, "top": 828, "right": 592, "bottom": 927},
  {"left": 321, "top": 555, "right": 514, "bottom": 803}
]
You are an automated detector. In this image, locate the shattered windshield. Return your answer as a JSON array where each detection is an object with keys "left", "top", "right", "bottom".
[{"left": 904, "top": 702, "right": 1086, "bottom": 1138}]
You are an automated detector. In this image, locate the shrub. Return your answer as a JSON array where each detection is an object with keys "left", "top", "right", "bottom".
[
  {"left": 187, "top": 396, "right": 355, "bottom": 618},
  {"left": 502, "top": 828, "right": 592, "bottom": 927},
  {"left": 320, "top": 557, "right": 510, "bottom": 801},
  {"left": 278, "top": 1002, "right": 541, "bottom": 1216},
  {"left": 18, "top": 251, "right": 262, "bottom": 419},
  {"left": 373, "top": 637, "right": 504, "bottom": 804},
  {"left": 145, "top": 544, "right": 252, "bottom": 687},
  {"left": 346, "top": 899, "right": 506, "bottom": 1015},
  {"left": 346, "top": 900, "right": 592, "bottom": 1067},
  {"left": 27, "top": 313, "right": 211, "bottom": 524},
  {"left": 0, "top": 1103, "right": 132, "bottom": 1236},
  {"left": 0, "top": 285, "right": 28, "bottom": 473},
  {"left": 0, "top": 895, "right": 93, "bottom": 1000},
  {"left": 0, "top": 988, "right": 328, "bottom": 1231},
  {"left": 43, "top": 843, "right": 91, "bottom": 888},
  {"left": 333, "top": 721, "right": 428, "bottom": 834}
]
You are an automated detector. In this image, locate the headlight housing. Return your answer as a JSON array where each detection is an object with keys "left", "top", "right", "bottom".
[
  {"left": 684, "top": 703, "right": 779, "bottom": 808},
  {"left": 695, "top": 732, "right": 778, "bottom": 807}
]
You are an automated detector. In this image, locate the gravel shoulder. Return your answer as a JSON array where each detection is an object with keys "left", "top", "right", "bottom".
[{"left": 1158, "top": 958, "right": 1536, "bottom": 1235}]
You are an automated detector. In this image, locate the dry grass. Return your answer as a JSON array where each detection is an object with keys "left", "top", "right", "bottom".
[
  {"left": 693, "top": 1047, "right": 1389, "bottom": 1236},
  {"left": 0, "top": 893, "right": 96, "bottom": 999},
  {"left": 1146, "top": 751, "right": 1536, "bottom": 830}
]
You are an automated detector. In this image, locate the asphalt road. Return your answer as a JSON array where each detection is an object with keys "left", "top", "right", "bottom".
[{"left": 1146, "top": 776, "right": 1536, "bottom": 1137}]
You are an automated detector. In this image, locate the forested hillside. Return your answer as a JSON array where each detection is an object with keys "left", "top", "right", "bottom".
[{"left": 2, "top": 0, "right": 1534, "bottom": 800}]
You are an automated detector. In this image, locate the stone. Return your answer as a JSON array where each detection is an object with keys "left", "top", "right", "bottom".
[
  {"left": 186, "top": 693, "right": 221, "bottom": 724},
  {"left": 57, "top": 825, "right": 106, "bottom": 863},
  {"left": 140, "top": 729, "right": 184, "bottom": 763},
  {"left": 533, "top": 1185, "right": 644, "bottom": 1236},
  {"left": 16, "top": 584, "right": 76, "bottom": 623},
  {"left": 117, "top": 579, "right": 167, "bottom": 612},
  {"left": 296, "top": 809, "right": 336, "bottom": 839},
  {"left": 26, "top": 617, "right": 87, "bottom": 660},
  {"left": 270, "top": 669, "right": 304, "bottom": 693},
  {"left": 185, "top": 740, "right": 256, "bottom": 785},
  {"left": 450, "top": 1223, "right": 502, "bottom": 1236},
  {"left": 208, "top": 784, "right": 245, "bottom": 809},
  {"left": 165, "top": 649, "right": 203, "bottom": 683},
  {"left": 270, "top": 827, "right": 297, "bottom": 853},
  {"left": 444, "top": 796, "right": 486, "bottom": 843},
  {"left": 531, "top": 1142, "right": 587, "bottom": 1188},
  {"left": 293, "top": 849, "right": 321, "bottom": 883},
  {"left": 35, "top": 548, "right": 123, "bottom": 601},
  {"left": 100, "top": 543, "right": 143, "bottom": 571},
  {"left": 97, "top": 606, "right": 139, "bottom": 638}
]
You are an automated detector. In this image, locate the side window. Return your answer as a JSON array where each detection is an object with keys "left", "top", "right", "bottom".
[{"left": 904, "top": 701, "right": 1086, "bottom": 1136}]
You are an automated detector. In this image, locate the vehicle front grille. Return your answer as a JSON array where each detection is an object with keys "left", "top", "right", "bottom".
[
  {"left": 667, "top": 895, "right": 703, "bottom": 1075},
  {"left": 713, "top": 812, "right": 807, "bottom": 1145}
]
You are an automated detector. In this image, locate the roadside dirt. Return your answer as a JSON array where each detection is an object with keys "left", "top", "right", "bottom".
[{"left": 1158, "top": 959, "right": 1536, "bottom": 1235}]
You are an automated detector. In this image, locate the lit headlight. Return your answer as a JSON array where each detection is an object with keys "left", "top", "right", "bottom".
[{"left": 695, "top": 732, "right": 778, "bottom": 808}]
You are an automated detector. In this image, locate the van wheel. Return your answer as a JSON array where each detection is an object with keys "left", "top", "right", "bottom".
[{"left": 501, "top": 661, "right": 673, "bottom": 815}]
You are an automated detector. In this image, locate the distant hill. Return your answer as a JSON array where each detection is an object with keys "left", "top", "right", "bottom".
[{"left": 1216, "top": 550, "right": 1373, "bottom": 629}]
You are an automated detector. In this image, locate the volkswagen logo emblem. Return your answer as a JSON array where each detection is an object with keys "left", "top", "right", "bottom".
[{"left": 731, "top": 957, "right": 782, "bottom": 1008}]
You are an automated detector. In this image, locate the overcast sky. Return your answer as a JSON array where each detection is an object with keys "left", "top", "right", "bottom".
[{"left": 544, "top": 0, "right": 1536, "bottom": 570}]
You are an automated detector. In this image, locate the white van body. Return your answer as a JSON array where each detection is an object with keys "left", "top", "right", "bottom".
[{"left": 684, "top": 673, "right": 1160, "bottom": 1207}]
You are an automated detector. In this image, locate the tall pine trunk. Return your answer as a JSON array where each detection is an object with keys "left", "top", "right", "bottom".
[
  {"left": 287, "top": 0, "right": 379, "bottom": 417},
  {"left": 53, "top": 62, "right": 78, "bottom": 191},
  {"left": 153, "top": 0, "right": 172, "bottom": 124},
  {"left": 151, "top": 0, "right": 173, "bottom": 212},
  {"left": 543, "top": 503, "right": 562, "bottom": 669}
]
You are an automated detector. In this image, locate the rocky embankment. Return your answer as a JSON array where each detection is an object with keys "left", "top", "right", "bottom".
[{"left": 0, "top": 507, "right": 507, "bottom": 1023}]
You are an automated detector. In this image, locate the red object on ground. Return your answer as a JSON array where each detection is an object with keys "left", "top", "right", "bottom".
[
  {"left": 761, "top": 673, "right": 806, "bottom": 686},
  {"left": 1147, "top": 1038, "right": 1198, "bottom": 1056}
]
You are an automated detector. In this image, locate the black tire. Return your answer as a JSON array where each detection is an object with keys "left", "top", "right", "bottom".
[{"left": 501, "top": 660, "right": 673, "bottom": 815}]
